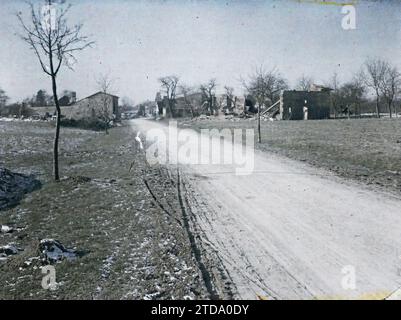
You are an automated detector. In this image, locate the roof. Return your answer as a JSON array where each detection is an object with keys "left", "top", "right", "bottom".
[
  {"left": 74, "top": 91, "right": 119, "bottom": 104},
  {"left": 310, "top": 84, "right": 333, "bottom": 92}
]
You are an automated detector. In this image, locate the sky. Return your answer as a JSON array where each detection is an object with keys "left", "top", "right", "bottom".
[{"left": 0, "top": 0, "right": 401, "bottom": 103}]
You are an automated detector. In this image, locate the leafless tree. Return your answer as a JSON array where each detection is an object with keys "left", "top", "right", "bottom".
[
  {"left": 361, "top": 58, "right": 389, "bottom": 118},
  {"left": 380, "top": 65, "right": 400, "bottom": 118},
  {"left": 296, "top": 74, "right": 314, "bottom": 91},
  {"left": 96, "top": 73, "right": 113, "bottom": 93},
  {"left": 326, "top": 73, "right": 341, "bottom": 118},
  {"left": 120, "top": 96, "right": 135, "bottom": 113},
  {"left": 0, "top": 87, "right": 9, "bottom": 108},
  {"left": 96, "top": 73, "right": 116, "bottom": 134},
  {"left": 339, "top": 77, "right": 366, "bottom": 118},
  {"left": 200, "top": 79, "right": 217, "bottom": 115},
  {"left": 242, "top": 66, "right": 287, "bottom": 143},
  {"left": 178, "top": 84, "right": 196, "bottom": 118},
  {"left": 16, "top": 0, "right": 94, "bottom": 181},
  {"left": 255, "top": 67, "right": 288, "bottom": 104},
  {"left": 158, "top": 75, "right": 179, "bottom": 117}
]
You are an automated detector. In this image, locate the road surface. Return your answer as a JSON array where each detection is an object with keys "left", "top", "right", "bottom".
[{"left": 132, "top": 119, "right": 401, "bottom": 300}]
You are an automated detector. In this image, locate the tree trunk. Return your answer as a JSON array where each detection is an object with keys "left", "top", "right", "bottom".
[
  {"left": 168, "top": 100, "right": 173, "bottom": 118},
  {"left": 49, "top": 45, "right": 60, "bottom": 182},
  {"left": 258, "top": 104, "right": 261, "bottom": 143},
  {"left": 189, "top": 103, "right": 194, "bottom": 119},
  {"left": 376, "top": 94, "right": 380, "bottom": 118},
  {"left": 388, "top": 101, "right": 393, "bottom": 118},
  {"left": 51, "top": 74, "right": 61, "bottom": 181}
]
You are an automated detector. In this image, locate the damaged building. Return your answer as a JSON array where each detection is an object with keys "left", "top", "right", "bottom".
[
  {"left": 278, "top": 85, "right": 332, "bottom": 120},
  {"left": 154, "top": 84, "right": 332, "bottom": 120},
  {"left": 30, "top": 91, "right": 120, "bottom": 121},
  {"left": 278, "top": 90, "right": 331, "bottom": 120},
  {"left": 262, "top": 85, "right": 332, "bottom": 120},
  {"left": 156, "top": 91, "right": 245, "bottom": 118}
]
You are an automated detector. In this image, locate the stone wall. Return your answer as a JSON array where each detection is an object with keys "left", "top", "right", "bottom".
[
  {"left": 280, "top": 90, "right": 331, "bottom": 120},
  {"left": 29, "top": 93, "right": 119, "bottom": 121}
]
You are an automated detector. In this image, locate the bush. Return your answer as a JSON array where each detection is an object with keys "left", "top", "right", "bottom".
[
  {"left": 60, "top": 118, "right": 109, "bottom": 131},
  {"left": 0, "top": 104, "right": 34, "bottom": 118}
]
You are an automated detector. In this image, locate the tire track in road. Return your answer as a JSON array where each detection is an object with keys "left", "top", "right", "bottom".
[
  {"left": 132, "top": 118, "right": 401, "bottom": 300},
  {"left": 176, "top": 168, "right": 220, "bottom": 300}
]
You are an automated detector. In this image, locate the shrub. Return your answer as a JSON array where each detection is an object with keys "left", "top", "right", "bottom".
[{"left": 60, "top": 118, "right": 109, "bottom": 131}]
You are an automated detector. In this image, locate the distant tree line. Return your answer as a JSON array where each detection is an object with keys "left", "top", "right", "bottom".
[{"left": 155, "top": 57, "right": 401, "bottom": 121}]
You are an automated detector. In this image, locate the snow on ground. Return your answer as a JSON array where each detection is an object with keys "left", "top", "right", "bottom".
[{"left": 0, "top": 121, "right": 210, "bottom": 299}]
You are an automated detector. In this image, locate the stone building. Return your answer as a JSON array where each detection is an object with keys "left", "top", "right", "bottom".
[
  {"left": 64, "top": 92, "right": 119, "bottom": 120},
  {"left": 30, "top": 92, "right": 120, "bottom": 121}
]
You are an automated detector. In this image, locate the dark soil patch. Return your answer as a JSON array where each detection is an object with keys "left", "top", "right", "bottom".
[{"left": 0, "top": 168, "right": 41, "bottom": 211}]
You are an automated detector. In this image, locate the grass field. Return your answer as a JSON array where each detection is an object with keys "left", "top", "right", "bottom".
[
  {"left": 0, "top": 120, "right": 210, "bottom": 299},
  {"left": 182, "top": 117, "right": 401, "bottom": 196}
]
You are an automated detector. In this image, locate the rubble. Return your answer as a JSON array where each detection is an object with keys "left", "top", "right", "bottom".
[
  {"left": 1, "top": 225, "right": 14, "bottom": 233},
  {"left": 0, "top": 243, "right": 19, "bottom": 259},
  {"left": 39, "top": 239, "right": 80, "bottom": 263},
  {"left": 23, "top": 256, "right": 41, "bottom": 267}
]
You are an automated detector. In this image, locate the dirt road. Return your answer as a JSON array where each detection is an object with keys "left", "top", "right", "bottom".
[{"left": 132, "top": 119, "right": 401, "bottom": 300}]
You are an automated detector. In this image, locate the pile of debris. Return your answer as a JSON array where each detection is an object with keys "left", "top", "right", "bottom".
[
  {"left": 0, "top": 243, "right": 19, "bottom": 261},
  {"left": 0, "top": 168, "right": 41, "bottom": 210},
  {"left": 38, "top": 239, "right": 81, "bottom": 264},
  {"left": 1, "top": 225, "right": 15, "bottom": 234}
]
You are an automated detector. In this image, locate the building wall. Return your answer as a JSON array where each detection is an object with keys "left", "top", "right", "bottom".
[
  {"left": 280, "top": 90, "right": 330, "bottom": 120},
  {"left": 29, "top": 93, "right": 119, "bottom": 121},
  {"left": 171, "top": 93, "right": 245, "bottom": 117},
  {"left": 174, "top": 92, "right": 204, "bottom": 117},
  {"left": 29, "top": 105, "right": 67, "bottom": 117},
  {"left": 66, "top": 93, "right": 119, "bottom": 120}
]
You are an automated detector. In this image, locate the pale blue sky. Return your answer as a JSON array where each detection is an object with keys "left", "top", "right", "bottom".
[{"left": 1, "top": 0, "right": 400, "bottom": 103}]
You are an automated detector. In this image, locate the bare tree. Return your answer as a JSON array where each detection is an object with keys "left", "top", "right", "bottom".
[
  {"left": 200, "top": 79, "right": 217, "bottom": 115},
  {"left": 35, "top": 89, "right": 52, "bottom": 106},
  {"left": 158, "top": 75, "right": 179, "bottom": 117},
  {"left": 16, "top": 0, "right": 94, "bottom": 181},
  {"left": 120, "top": 96, "right": 135, "bottom": 113},
  {"left": 362, "top": 58, "right": 389, "bottom": 118},
  {"left": 296, "top": 74, "right": 314, "bottom": 91},
  {"left": 326, "top": 73, "right": 341, "bottom": 118},
  {"left": 96, "top": 73, "right": 113, "bottom": 93},
  {"left": 380, "top": 64, "right": 400, "bottom": 118},
  {"left": 258, "top": 67, "right": 288, "bottom": 104},
  {"left": 0, "top": 87, "right": 9, "bottom": 108},
  {"left": 96, "top": 73, "right": 116, "bottom": 134},
  {"left": 339, "top": 77, "right": 366, "bottom": 118},
  {"left": 242, "top": 66, "right": 287, "bottom": 143}
]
